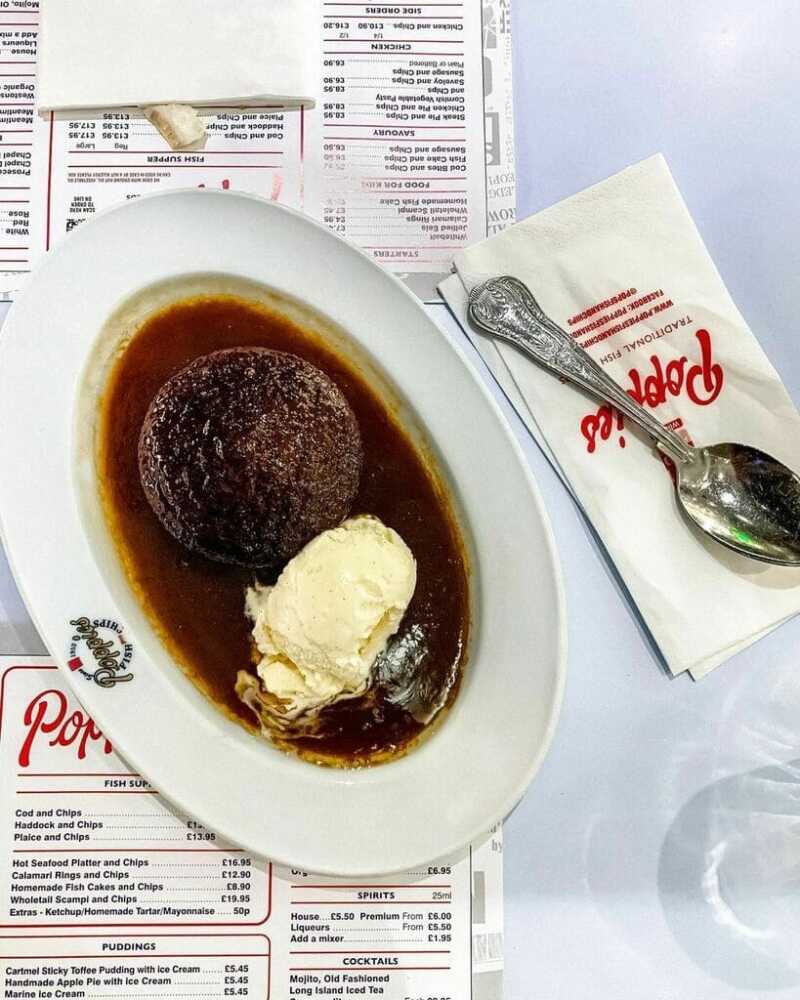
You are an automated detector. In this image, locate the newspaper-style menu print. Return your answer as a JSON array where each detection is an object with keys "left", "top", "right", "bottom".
[
  {"left": 0, "top": 659, "right": 503, "bottom": 999},
  {"left": 0, "top": 0, "right": 516, "bottom": 302}
]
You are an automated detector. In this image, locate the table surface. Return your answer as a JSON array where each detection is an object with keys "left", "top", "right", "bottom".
[{"left": 3, "top": 2, "right": 800, "bottom": 997}]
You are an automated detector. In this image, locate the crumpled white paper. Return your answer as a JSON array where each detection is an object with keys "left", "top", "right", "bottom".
[
  {"left": 440, "top": 154, "right": 800, "bottom": 679},
  {"left": 37, "top": 0, "right": 316, "bottom": 111}
]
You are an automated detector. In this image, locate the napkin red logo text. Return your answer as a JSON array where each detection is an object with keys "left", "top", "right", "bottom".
[
  {"left": 581, "top": 328, "right": 723, "bottom": 453},
  {"left": 18, "top": 689, "right": 113, "bottom": 768}
]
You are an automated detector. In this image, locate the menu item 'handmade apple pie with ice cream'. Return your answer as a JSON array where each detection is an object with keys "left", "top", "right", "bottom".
[{"left": 98, "top": 285, "right": 470, "bottom": 766}]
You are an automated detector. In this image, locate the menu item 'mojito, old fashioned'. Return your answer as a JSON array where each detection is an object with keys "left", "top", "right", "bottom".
[{"left": 99, "top": 290, "right": 470, "bottom": 767}]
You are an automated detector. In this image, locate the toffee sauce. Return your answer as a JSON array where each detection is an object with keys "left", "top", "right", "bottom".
[{"left": 98, "top": 294, "right": 469, "bottom": 765}]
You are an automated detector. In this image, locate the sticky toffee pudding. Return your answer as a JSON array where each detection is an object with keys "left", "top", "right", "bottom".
[{"left": 98, "top": 292, "right": 469, "bottom": 766}]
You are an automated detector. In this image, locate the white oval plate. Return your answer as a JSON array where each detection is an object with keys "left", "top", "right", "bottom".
[{"left": 0, "top": 190, "right": 566, "bottom": 875}]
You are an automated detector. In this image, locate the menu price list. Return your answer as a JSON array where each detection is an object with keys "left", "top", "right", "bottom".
[
  {"left": 39, "top": 106, "right": 299, "bottom": 254},
  {"left": 0, "top": 660, "right": 491, "bottom": 999},
  {"left": 280, "top": 863, "right": 466, "bottom": 985},
  {"left": 6, "top": 850, "right": 268, "bottom": 926},
  {"left": 0, "top": 1, "right": 39, "bottom": 278},
  {"left": 0, "top": 0, "right": 515, "bottom": 302},
  {"left": 1, "top": 666, "right": 270, "bottom": 928},
  {"left": 309, "top": 0, "right": 486, "bottom": 280},
  {"left": 2, "top": 934, "right": 270, "bottom": 999}
]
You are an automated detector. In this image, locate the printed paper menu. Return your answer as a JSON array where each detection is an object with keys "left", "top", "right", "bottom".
[
  {"left": 0, "top": 658, "right": 503, "bottom": 999},
  {"left": 0, "top": 0, "right": 516, "bottom": 303}
]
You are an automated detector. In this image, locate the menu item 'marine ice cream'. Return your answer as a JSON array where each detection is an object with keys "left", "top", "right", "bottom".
[{"left": 242, "top": 516, "right": 417, "bottom": 720}]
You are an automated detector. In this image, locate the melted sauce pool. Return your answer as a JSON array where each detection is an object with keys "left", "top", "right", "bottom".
[{"left": 98, "top": 294, "right": 470, "bottom": 766}]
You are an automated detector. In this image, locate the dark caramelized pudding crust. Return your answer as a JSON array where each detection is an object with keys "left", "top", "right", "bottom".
[
  {"left": 99, "top": 293, "right": 470, "bottom": 766},
  {"left": 139, "top": 347, "right": 362, "bottom": 567}
]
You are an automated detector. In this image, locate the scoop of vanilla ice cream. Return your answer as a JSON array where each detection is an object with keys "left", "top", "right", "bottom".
[{"left": 245, "top": 515, "right": 417, "bottom": 718}]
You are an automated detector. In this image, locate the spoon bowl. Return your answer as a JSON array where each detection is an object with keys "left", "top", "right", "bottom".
[{"left": 676, "top": 443, "right": 800, "bottom": 565}]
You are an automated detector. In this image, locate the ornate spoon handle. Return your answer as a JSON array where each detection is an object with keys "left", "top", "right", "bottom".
[{"left": 467, "top": 275, "right": 693, "bottom": 464}]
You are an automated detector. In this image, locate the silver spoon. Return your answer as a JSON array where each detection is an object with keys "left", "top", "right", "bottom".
[{"left": 468, "top": 275, "right": 800, "bottom": 566}]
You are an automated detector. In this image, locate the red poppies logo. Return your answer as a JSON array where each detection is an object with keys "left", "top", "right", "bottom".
[
  {"left": 581, "top": 328, "right": 724, "bottom": 453},
  {"left": 67, "top": 616, "right": 134, "bottom": 687}
]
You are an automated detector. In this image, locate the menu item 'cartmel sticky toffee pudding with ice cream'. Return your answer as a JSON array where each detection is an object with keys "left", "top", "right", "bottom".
[{"left": 98, "top": 292, "right": 470, "bottom": 766}]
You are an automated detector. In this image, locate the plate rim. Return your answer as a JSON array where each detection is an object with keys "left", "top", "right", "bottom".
[{"left": 0, "top": 188, "right": 567, "bottom": 875}]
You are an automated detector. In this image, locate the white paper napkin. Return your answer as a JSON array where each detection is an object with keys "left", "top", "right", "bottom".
[
  {"left": 440, "top": 154, "right": 800, "bottom": 679},
  {"left": 37, "top": 0, "right": 316, "bottom": 111}
]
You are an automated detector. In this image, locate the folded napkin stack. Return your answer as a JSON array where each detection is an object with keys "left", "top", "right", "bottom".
[
  {"left": 440, "top": 155, "right": 800, "bottom": 678},
  {"left": 38, "top": 1, "right": 316, "bottom": 148}
]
